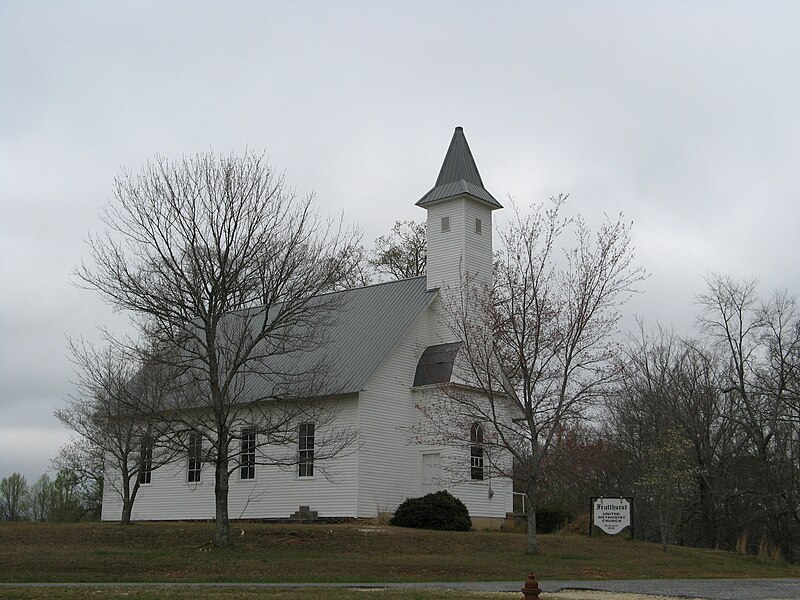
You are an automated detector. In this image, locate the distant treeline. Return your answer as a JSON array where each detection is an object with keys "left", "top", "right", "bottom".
[
  {"left": 0, "top": 468, "right": 101, "bottom": 522},
  {"left": 535, "top": 275, "right": 799, "bottom": 561}
]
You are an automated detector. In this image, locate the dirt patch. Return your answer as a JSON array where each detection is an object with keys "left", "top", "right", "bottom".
[
  {"left": 547, "top": 593, "right": 704, "bottom": 600},
  {"left": 473, "top": 594, "right": 703, "bottom": 600}
]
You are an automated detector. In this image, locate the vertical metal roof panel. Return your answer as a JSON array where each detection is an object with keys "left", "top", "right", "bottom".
[{"left": 240, "top": 276, "right": 437, "bottom": 400}]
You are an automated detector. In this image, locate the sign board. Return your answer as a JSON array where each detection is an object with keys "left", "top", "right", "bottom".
[{"left": 591, "top": 497, "right": 631, "bottom": 535}]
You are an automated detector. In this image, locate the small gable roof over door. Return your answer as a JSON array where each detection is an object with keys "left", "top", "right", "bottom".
[{"left": 413, "top": 342, "right": 462, "bottom": 386}]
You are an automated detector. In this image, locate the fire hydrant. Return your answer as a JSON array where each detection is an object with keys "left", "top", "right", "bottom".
[{"left": 521, "top": 573, "right": 542, "bottom": 600}]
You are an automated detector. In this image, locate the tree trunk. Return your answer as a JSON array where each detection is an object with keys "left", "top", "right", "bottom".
[
  {"left": 121, "top": 502, "right": 133, "bottom": 524},
  {"left": 121, "top": 475, "right": 133, "bottom": 525},
  {"left": 660, "top": 508, "right": 668, "bottom": 552},
  {"left": 214, "top": 455, "right": 231, "bottom": 547},
  {"left": 526, "top": 487, "right": 538, "bottom": 554},
  {"left": 698, "top": 473, "right": 716, "bottom": 548}
]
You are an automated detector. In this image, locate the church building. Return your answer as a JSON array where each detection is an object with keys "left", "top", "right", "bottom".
[{"left": 100, "top": 127, "right": 514, "bottom": 526}]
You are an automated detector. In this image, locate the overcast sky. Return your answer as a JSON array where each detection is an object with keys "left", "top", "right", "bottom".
[{"left": 1, "top": 1, "right": 799, "bottom": 481}]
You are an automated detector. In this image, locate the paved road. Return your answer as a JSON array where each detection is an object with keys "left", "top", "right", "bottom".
[
  {"left": 373, "top": 578, "right": 800, "bottom": 598},
  {"left": 536, "top": 578, "right": 800, "bottom": 599},
  {"left": 2, "top": 579, "right": 800, "bottom": 599}
]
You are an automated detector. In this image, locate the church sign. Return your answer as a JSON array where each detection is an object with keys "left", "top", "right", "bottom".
[{"left": 590, "top": 497, "right": 633, "bottom": 537}]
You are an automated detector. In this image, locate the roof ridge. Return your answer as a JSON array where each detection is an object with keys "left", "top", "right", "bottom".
[
  {"left": 313, "top": 274, "right": 428, "bottom": 298},
  {"left": 216, "top": 276, "right": 431, "bottom": 318}
]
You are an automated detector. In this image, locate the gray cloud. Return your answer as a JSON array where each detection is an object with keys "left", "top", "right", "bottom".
[{"left": 1, "top": 1, "right": 798, "bottom": 480}]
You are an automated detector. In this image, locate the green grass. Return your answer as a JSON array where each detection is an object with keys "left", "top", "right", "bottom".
[
  {"left": 0, "top": 521, "right": 798, "bottom": 584},
  {"left": 0, "top": 589, "right": 522, "bottom": 600}
]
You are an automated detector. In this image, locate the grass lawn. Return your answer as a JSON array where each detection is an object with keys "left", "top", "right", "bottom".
[
  {"left": 0, "top": 521, "right": 798, "bottom": 585},
  {"left": 0, "top": 589, "right": 521, "bottom": 600},
  {"left": 0, "top": 589, "right": 526, "bottom": 600}
]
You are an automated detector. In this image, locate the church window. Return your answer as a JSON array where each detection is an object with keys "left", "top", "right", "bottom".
[
  {"left": 138, "top": 437, "right": 153, "bottom": 485},
  {"left": 441, "top": 216, "right": 450, "bottom": 232},
  {"left": 240, "top": 428, "right": 256, "bottom": 480},
  {"left": 298, "top": 422, "right": 315, "bottom": 477},
  {"left": 187, "top": 432, "right": 202, "bottom": 483},
  {"left": 475, "top": 218, "right": 482, "bottom": 234},
  {"left": 470, "top": 423, "right": 484, "bottom": 480}
]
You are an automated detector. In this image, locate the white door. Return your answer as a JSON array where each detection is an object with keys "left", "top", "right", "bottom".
[{"left": 421, "top": 453, "right": 442, "bottom": 495}]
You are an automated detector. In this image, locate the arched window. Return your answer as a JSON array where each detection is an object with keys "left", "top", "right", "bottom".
[{"left": 470, "top": 422, "right": 484, "bottom": 480}]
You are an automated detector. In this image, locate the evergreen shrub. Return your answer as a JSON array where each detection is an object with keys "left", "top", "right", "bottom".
[{"left": 389, "top": 491, "right": 472, "bottom": 531}]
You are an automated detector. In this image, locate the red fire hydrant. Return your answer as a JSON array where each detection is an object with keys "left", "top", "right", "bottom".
[{"left": 521, "top": 573, "right": 542, "bottom": 600}]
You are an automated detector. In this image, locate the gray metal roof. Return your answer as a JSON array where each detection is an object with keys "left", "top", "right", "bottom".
[
  {"left": 241, "top": 276, "right": 437, "bottom": 400},
  {"left": 413, "top": 342, "right": 462, "bottom": 386},
  {"left": 417, "top": 127, "right": 502, "bottom": 209}
]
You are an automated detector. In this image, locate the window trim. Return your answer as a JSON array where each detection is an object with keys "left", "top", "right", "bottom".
[
  {"left": 239, "top": 427, "right": 256, "bottom": 480},
  {"left": 187, "top": 432, "right": 202, "bottom": 483},
  {"left": 470, "top": 422, "right": 484, "bottom": 481},
  {"left": 298, "top": 422, "right": 315, "bottom": 478},
  {"left": 138, "top": 437, "right": 153, "bottom": 485}
]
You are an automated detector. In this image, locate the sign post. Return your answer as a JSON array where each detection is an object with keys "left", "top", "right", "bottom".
[{"left": 590, "top": 496, "right": 633, "bottom": 538}]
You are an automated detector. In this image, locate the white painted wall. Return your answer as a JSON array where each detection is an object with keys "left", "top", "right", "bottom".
[
  {"left": 101, "top": 397, "right": 359, "bottom": 521},
  {"left": 410, "top": 387, "right": 514, "bottom": 520},
  {"left": 463, "top": 198, "right": 494, "bottom": 291},
  {"left": 426, "top": 199, "right": 466, "bottom": 295},
  {"left": 355, "top": 307, "right": 431, "bottom": 517},
  {"left": 424, "top": 196, "right": 495, "bottom": 344}
]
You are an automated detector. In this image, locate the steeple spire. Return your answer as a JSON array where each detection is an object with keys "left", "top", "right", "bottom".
[{"left": 416, "top": 127, "right": 501, "bottom": 209}]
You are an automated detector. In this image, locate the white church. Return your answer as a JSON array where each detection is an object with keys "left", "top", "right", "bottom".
[{"left": 101, "top": 127, "right": 514, "bottom": 526}]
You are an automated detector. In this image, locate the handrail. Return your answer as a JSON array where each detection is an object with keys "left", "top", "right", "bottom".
[{"left": 513, "top": 491, "right": 527, "bottom": 514}]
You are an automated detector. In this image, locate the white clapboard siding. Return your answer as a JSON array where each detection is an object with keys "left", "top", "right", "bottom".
[
  {"left": 410, "top": 388, "right": 514, "bottom": 519},
  {"left": 354, "top": 308, "right": 430, "bottom": 517},
  {"left": 101, "top": 397, "right": 359, "bottom": 521},
  {"left": 425, "top": 197, "right": 494, "bottom": 344},
  {"left": 426, "top": 200, "right": 464, "bottom": 295},
  {"left": 462, "top": 198, "right": 494, "bottom": 290},
  {"left": 449, "top": 477, "right": 513, "bottom": 519},
  {"left": 426, "top": 200, "right": 465, "bottom": 344}
]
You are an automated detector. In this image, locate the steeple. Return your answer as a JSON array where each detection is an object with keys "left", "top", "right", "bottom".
[
  {"left": 417, "top": 127, "right": 501, "bottom": 336},
  {"left": 417, "top": 126, "right": 502, "bottom": 209}
]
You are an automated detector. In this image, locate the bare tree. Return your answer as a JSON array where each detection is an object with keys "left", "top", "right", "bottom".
[
  {"left": 28, "top": 474, "right": 52, "bottom": 522},
  {"left": 698, "top": 277, "right": 800, "bottom": 558},
  {"left": 370, "top": 220, "right": 426, "bottom": 280},
  {"left": 0, "top": 473, "right": 29, "bottom": 520},
  {"left": 697, "top": 275, "right": 775, "bottom": 459},
  {"left": 536, "top": 419, "right": 627, "bottom": 520},
  {"left": 76, "top": 151, "right": 359, "bottom": 546},
  {"left": 55, "top": 468, "right": 104, "bottom": 522},
  {"left": 329, "top": 243, "right": 372, "bottom": 290},
  {"left": 420, "top": 196, "right": 646, "bottom": 554},
  {"left": 56, "top": 338, "right": 171, "bottom": 524},
  {"left": 52, "top": 439, "right": 105, "bottom": 520},
  {"left": 610, "top": 278, "right": 800, "bottom": 558},
  {"left": 757, "top": 290, "right": 800, "bottom": 431},
  {"left": 638, "top": 428, "right": 697, "bottom": 551},
  {"left": 608, "top": 324, "right": 741, "bottom": 549}
]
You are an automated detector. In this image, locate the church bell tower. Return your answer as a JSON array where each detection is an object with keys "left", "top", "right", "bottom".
[{"left": 417, "top": 127, "right": 502, "bottom": 341}]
